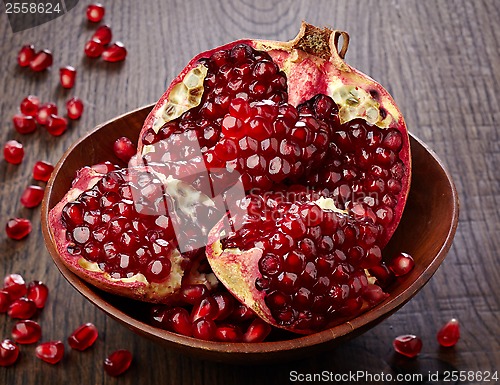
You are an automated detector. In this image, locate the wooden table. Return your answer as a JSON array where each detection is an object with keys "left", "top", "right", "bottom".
[{"left": 1, "top": 1, "right": 498, "bottom": 383}]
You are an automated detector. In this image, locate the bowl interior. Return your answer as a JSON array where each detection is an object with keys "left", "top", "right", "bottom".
[{"left": 41, "top": 105, "right": 459, "bottom": 363}]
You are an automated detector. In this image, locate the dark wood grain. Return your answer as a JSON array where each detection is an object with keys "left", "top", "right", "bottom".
[{"left": 0, "top": 0, "right": 498, "bottom": 383}]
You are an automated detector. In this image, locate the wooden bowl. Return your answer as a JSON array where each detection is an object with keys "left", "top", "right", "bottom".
[{"left": 41, "top": 104, "right": 459, "bottom": 364}]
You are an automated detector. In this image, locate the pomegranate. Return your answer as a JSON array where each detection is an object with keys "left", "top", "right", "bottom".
[
  {"left": 3, "top": 140, "right": 25, "bottom": 164},
  {"left": 84, "top": 39, "right": 105, "bottom": 58},
  {"left": 17, "top": 45, "right": 35, "bottom": 67},
  {"left": 104, "top": 349, "right": 133, "bottom": 376},
  {"left": 27, "top": 281, "right": 49, "bottom": 308},
  {"left": 113, "top": 137, "right": 136, "bottom": 163},
  {"left": 0, "top": 339, "right": 19, "bottom": 367},
  {"left": 68, "top": 323, "right": 98, "bottom": 351},
  {"left": 102, "top": 42, "right": 127, "bottom": 62},
  {"left": 66, "top": 97, "right": 84, "bottom": 120},
  {"left": 20, "top": 95, "right": 40, "bottom": 116},
  {"left": 29, "top": 49, "right": 53, "bottom": 72},
  {"left": 388, "top": 252, "right": 415, "bottom": 276},
  {"left": 60, "top": 66, "right": 77, "bottom": 89},
  {"left": 93, "top": 25, "right": 112, "bottom": 45},
  {"left": 3, "top": 273, "right": 27, "bottom": 300},
  {"left": 6, "top": 218, "right": 32, "bottom": 240},
  {"left": 0, "top": 291, "right": 11, "bottom": 312},
  {"left": 393, "top": 334, "right": 422, "bottom": 358},
  {"left": 12, "top": 320, "right": 42, "bottom": 344},
  {"left": 13, "top": 114, "right": 37, "bottom": 134},
  {"left": 35, "top": 340, "right": 64, "bottom": 364},
  {"left": 87, "top": 3, "right": 105, "bottom": 22},
  {"left": 33, "top": 161, "right": 55, "bottom": 182},
  {"left": 36, "top": 103, "right": 58, "bottom": 125},
  {"left": 437, "top": 318, "right": 460, "bottom": 347},
  {"left": 8, "top": 298, "right": 37, "bottom": 319},
  {"left": 20, "top": 185, "right": 45, "bottom": 208},
  {"left": 46, "top": 115, "right": 68, "bottom": 136}
]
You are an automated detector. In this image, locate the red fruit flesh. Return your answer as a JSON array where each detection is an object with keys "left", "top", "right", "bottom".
[
  {"left": 3, "top": 140, "right": 24, "bottom": 164},
  {"left": 6, "top": 218, "right": 32, "bottom": 240},
  {"left": 243, "top": 318, "right": 272, "bottom": 342},
  {"left": 33, "top": 161, "right": 55, "bottom": 182},
  {"left": 20, "top": 185, "right": 45, "bottom": 208},
  {"left": 84, "top": 39, "right": 105, "bottom": 58},
  {"left": 29, "top": 49, "right": 53, "bottom": 71},
  {"left": 17, "top": 45, "right": 35, "bottom": 67},
  {"left": 3, "top": 274, "right": 27, "bottom": 300},
  {"left": 36, "top": 341, "right": 64, "bottom": 364},
  {"left": 87, "top": 3, "right": 105, "bottom": 22},
  {"left": 68, "top": 323, "right": 98, "bottom": 351},
  {"left": 36, "top": 103, "right": 58, "bottom": 125},
  {"left": 113, "top": 137, "right": 136, "bottom": 163},
  {"left": 8, "top": 298, "right": 37, "bottom": 319},
  {"left": 0, "top": 291, "right": 11, "bottom": 312},
  {"left": 0, "top": 339, "right": 19, "bottom": 367},
  {"left": 437, "top": 318, "right": 460, "bottom": 347},
  {"left": 104, "top": 349, "right": 133, "bottom": 377},
  {"left": 66, "top": 97, "right": 84, "bottom": 119},
  {"left": 93, "top": 25, "right": 112, "bottom": 45},
  {"left": 13, "top": 114, "right": 37, "bottom": 134},
  {"left": 102, "top": 42, "right": 127, "bottom": 62},
  {"left": 45, "top": 115, "right": 68, "bottom": 136},
  {"left": 20, "top": 95, "right": 40, "bottom": 116},
  {"left": 27, "top": 281, "right": 49, "bottom": 308},
  {"left": 192, "top": 318, "right": 216, "bottom": 340},
  {"left": 393, "top": 334, "right": 422, "bottom": 358},
  {"left": 60, "top": 66, "right": 77, "bottom": 89},
  {"left": 389, "top": 252, "right": 415, "bottom": 276},
  {"left": 12, "top": 320, "right": 42, "bottom": 344}
]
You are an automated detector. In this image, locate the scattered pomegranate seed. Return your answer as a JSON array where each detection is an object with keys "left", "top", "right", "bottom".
[
  {"left": 393, "top": 334, "right": 422, "bottom": 358},
  {"left": 5, "top": 218, "right": 32, "bottom": 240},
  {"left": 389, "top": 252, "right": 415, "bottom": 276},
  {"left": 20, "top": 95, "right": 40, "bottom": 116},
  {"left": 66, "top": 97, "right": 84, "bottom": 119},
  {"left": 36, "top": 341, "right": 64, "bottom": 364},
  {"left": 191, "top": 297, "right": 218, "bottom": 322},
  {"left": 84, "top": 38, "right": 105, "bottom": 58},
  {"left": 20, "top": 185, "right": 45, "bottom": 208},
  {"left": 12, "top": 114, "right": 37, "bottom": 134},
  {"left": 59, "top": 66, "right": 77, "bottom": 89},
  {"left": 180, "top": 284, "right": 208, "bottom": 305},
  {"left": 243, "top": 318, "right": 272, "bottom": 342},
  {"left": 3, "top": 140, "right": 24, "bottom": 164},
  {"left": 27, "top": 281, "right": 49, "bottom": 309},
  {"left": 0, "top": 339, "right": 19, "bottom": 367},
  {"left": 104, "top": 349, "right": 133, "bottom": 377},
  {"left": 168, "top": 308, "right": 192, "bottom": 336},
  {"left": 33, "top": 161, "right": 54, "bottom": 182},
  {"left": 215, "top": 325, "right": 242, "bottom": 342},
  {"left": 3, "top": 274, "right": 27, "bottom": 300},
  {"left": 17, "top": 45, "right": 35, "bottom": 67},
  {"left": 0, "top": 291, "right": 11, "bottom": 313},
  {"left": 86, "top": 3, "right": 105, "bottom": 22},
  {"left": 36, "top": 103, "right": 58, "bottom": 125},
  {"left": 113, "top": 137, "right": 136, "bottom": 163},
  {"left": 102, "top": 42, "right": 127, "bottom": 62},
  {"left": 191, "top": 318, "right": 216, "bottom": 340},
  {"left": 68, "top": 323, "right": 98, "bottom": 351},
  {"left": 45, "top": 115, "right": 68, "bottom": 136},
  {"left": 212, "top": 292, "right": 235, "bottom": 320},
  {"left": 12, "top": 320, "right": 42, "bottom": 344},
  {"left": 437, "top": 318, "right": 460, "bottom": 347},
  {"left": 29, "top": 49, "right": 53, "bottom": 72},
  {"left": 8, "top": 298, "right": 37, "bottom": 319},
  {"left": 93, "top": 25, "right": 112, "bottom": 45}
]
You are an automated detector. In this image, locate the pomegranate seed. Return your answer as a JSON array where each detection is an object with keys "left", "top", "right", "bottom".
[
  {"left": 93, "top": 25, "right": 112, "bottom": 45},
  {"left": 3, "top": 274, "right": 27, "bottom": 300},
  {"left": 191, "top": 318, "right": 216, "bottom": 340},
  {"left": 243, "top": 318, "right": 272, "bottom": 342},
  {"left": 12, "top": 114, "right": 37, "bottom": 134},
  {"left": 180, "top": 284, "right": 208, "bottom": 305},
  {"left": 27, "top": 281, "right": 49, "bottom": 308},
  {"left": 230, "top": 303, "right": 254, "bottom": 322},
  {"left": 437, "top": 318, "right": 460, "bottom": 347},
  {"left": 0, "top": 291, "right": 11, "bottom": 312},
  {"left": 66, "top": 97, "right": 84, "bottom": 120},
  {"left": 215, "top": 325, "right": 243, "bottom": 342},
  {"left": 389, "top": 252, "right": 415, "bottom": 276},
  {"left": 20, "top": 95, "right": 40, "bottom": 116},
  {"left": 86, "top": 3, "right": 105, "bottom": 22},
  {"left": 212, "top": 292, "right": 235, "bottom": 320},
  {"left": 59, "top": 66, "right": 77, "bottom": 89},
  {"left": 12, "top": 320, "right": 42, "bottom": 344},
  {"left": 45, "top": 115, "right": 68, "bottom": 136},
  {"left": 29, "top": 49, "right": 53, "bottom": 71},
  {"left": 168, "top": 308, "right": 192, "bottom": 336},
  {"left": 113, "top": 137, "right": 136, "bottom": 163},
  {"left": 20, "top": 185, "right": 45, "bottom": 208},
  {"left": 8, "top": 298, "right": 37, "bottom": 319},
  {"left": 6, "top": 218, "right": 32, "bottom": 240},
  {"left": 68, "top": 323, "right": 98, "bottom": 351},
  {"left": 17, "top": 45, "right": 35, "bottom": 67},
  {"left": 33, "top": 161, "right": 54, "bottom": 182},
  {"left": 104, "top": 349, "right": 133, "bottom": 377},
  {"left": 36, "top": 341, "right": 64, "bottom": 364},
  {"left": 3, "top": 140, "right": 24, "bottom": 164},
  {"left": 191, "top": 297, "right": 218, "bottom": 322},
  {"left": 84, "top": 38, "right": 105, "bottom": 58},
  {"left": 102, "top": 42, "right": 127, "bottom": 62},
  {"left": 36, "top": 103, "right": 58, "bottom": 125},
  {"left": 0, "top": 339, "right": 19, "bottom": 367},
  {"left": 393, "top": 335, "right": 422, "bottom": 358}
]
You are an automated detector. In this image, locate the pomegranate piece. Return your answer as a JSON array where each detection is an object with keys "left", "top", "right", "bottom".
[
  {"left": 17, "top": 44, "right": 35, "bottom": 67},
  {"left": 86, "top": 3, "right": 105, "bottom": 22},
  {"left": 0, "top": 339, "right": 19, "bottom": 367},
  {"left": 93, "top": 25, "right": 112, "bottom": 45},
  {"left": 104, "top": 349, "right": 133, "bottom": 377},
  {"left": 12, "top": 320, "right": 42, "bottom": 344},
  {"left": 33, "top": 161, "right": 55, "bottom": 182},
  {"left": 66, "top": 97, "right": 84, "bottom": 120},
  {"left": 3, "top": 140, "right": 24, "bottom": 164},
  {"left": 13, "top": 114, "right": 37, "bottom": 134},
  {"left": 393, "top": 334, "right": 422, "bottom": 358},
  {"left": 27, "top": 281, "right": 49, "bottom": 308},
  {"left": 113, "top": 136, "right": 136, "bottom": 163},
  {"left": 6, "top": 218, "right": 32, "bottom": 240},
  {"left": 20, "top": 95, "right": 40, "bottom": 116},
  {"left": 3, "top": 273, "right": 27, "bottom": 300},
  {"left": 389, "top": 252, "right": 415, "bottom": 276},
  {"left": 29, "top": 49, "right": 53, "bottom": 71},
  {"left": 60, "top": 66, "right": 77, "bottom": 89},
  {"left": 36, "top": 341, "right": 64, "bottom": 364},
  {"left": 20, "top": 185, "right": 45, "bottom": 208},
  {"left": 8, "top": 298, "right": 37, "bottom": 319},
  {"left": 0, "top": 291, "right": 11, "bottom": 312},
  {"left": 84, "top": 38, "right": 105, "bottom": 58},
  {"left": 437, "top": 318, "right": 460, "bottom": 347},
  {"left": 102, "top": 42, "right": 127, "bottom": 62},
  {"left": 36, "top": 103, "right": 58, "bottom": 125},
  {"left": 45, "top": 115, "right": 68, "bottom": 136},
  {"left": 68, "top": 323, "right": 98, "bottom": 351}
]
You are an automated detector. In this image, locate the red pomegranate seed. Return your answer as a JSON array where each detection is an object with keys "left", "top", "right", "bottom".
[
  {"left": 215, "top": 325, "right": 243, "bottom": 342},
  {"left": 389, "top": 252, "right": 415, "bottom": 276},
  {"left": 20, "top": 95, "right": 40, "bottom": 116},
  {"left": 393, "top": 334, "right": 422, "bottom": 358},
  {"left": 243, "top": 318, "right": 272, "bottom": 342},
  {"left": 12, "top": 320, "right": 42, "bottom": 344},
  {"left": 104, "top": 349, "right": 133, "bottom": 377},
  {"left": 20, "top": 185, "right": 45, "bottom": 208},
  {"left": 27, "top": 281, "right": 49, "bottom": 309},
  {"left": 66, "top": 97, "right": 84, "bottom": 120},
  {"left": 33, "top": 161, "right": 54, "bottom": 182},
  {"left": 13, "top": 114, "right": 37, "bottom": 134},
  {"left": 113, "top": 137, "right": 136, "bottom": 163},
  {"left": 84, "top": 38, "right": 105, "bottom": 58},
  {"left": 180, "top": 284, "right": 208, "bottom": 305},
  {"left": 0, "top": 339, "right": 19, "bottom": 367},
  {"left": 29, "top": 49, "right": 53, "bottom": 72},
  {"left": 36, "top": 341, "right": 64, "bottom": 364},
  {"left": 68, "top": 323, "right": 98, "bottom": 351},
  {"left": 3, "top": 140, "right": 24, "bottom": 165},
  {"left": 3, "top": 274, "right": 27, "bottom": 300},
  {"left": 17, "top": 45, "right": 35, "bottom": 67},
  {"left": 86, "top": 3, "right": 105, "bottom": 22},
  {"left": 45, "top": 115, "right": 68, "bottom": 136},
  {"left": 6, "top": 218, "right": 32, "bottom": 240},
  {"left": 59, "top": 66, "right": 77, "bottom": 89},
  {"left": 93, "top": 25, "right": 112, "bottom": 45},
  {"left": 437, "top": 318, "right": 460, "bottom": 347},
  {"left": 191, "top": 318, "right": 216, "bottom": 340},
  {"left": 191, "top": 297, "right": 218, "bottom": 322},
  {"left": 0, "top": 291, "right": 11, "bottom": 313},
  {"left": 8, "top": 298, "right": 37, "bottom": 319},
  {"left": 212, "top": 292, "right": 235, "bottom": 320},
  {"left": 230, "top": 303, "right": 255, "bottom": 322},
  {"left": 36, "top": 103, "right": 58, "bottom": 125},
  {"left": 102, "top": 42, "right": 127, "bottom": 62},
  {"left": 168, "top": 308, "right": 192, "bottom": 336}
]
